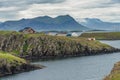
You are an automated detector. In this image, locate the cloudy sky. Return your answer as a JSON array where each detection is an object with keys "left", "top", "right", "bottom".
[{"left": 0, "top": 0, "right": 120, "bottom": 22}]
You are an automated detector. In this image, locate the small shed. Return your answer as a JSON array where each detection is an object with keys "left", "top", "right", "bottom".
[
  {"left": 87, "top": 38, "right": 96, "bottom": 41},
  {"left": 19, "top": 27, "right": 36, "bottom": 34}
]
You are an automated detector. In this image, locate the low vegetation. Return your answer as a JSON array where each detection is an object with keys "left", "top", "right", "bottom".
[
  {"left": 0, "top": 52, "right": 26, "bottom": 67},
  {"left": 80, "top": 32, "right": 120, "bottom": 40},
  {"left": 0, "top": 52, "right": 43, "bottom": 77},
  {"left": 104, "top": 62, "right": 120, "bottom": 80}
]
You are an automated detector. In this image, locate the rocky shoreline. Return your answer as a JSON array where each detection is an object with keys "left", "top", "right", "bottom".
[
  {"left": 0, "top": 63, "right": 44, "bottom": 77},
  {"left": 0, "top": 53, "right": 44, "bottom": 77},
  {"left": 22, "top": 48, "right": 120, "bottom": 61},
  {"left": 0, "top": 33, "right": 119, "bottom": 60}
]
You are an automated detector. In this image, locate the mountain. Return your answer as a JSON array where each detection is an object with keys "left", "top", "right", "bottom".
[
  {"left": 0, "top": 15, "right": 88, "bottom": 31},
  {"left": 77, "top": 18, "right": 120, "bottom": 31}
]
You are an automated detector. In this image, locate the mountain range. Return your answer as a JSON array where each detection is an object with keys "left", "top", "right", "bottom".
[
  {"left": 78, "top": 18, "right": 120, "bottom": 31},
  {"left": 0, "top": 15, "right": 88, "bottom": 31}
]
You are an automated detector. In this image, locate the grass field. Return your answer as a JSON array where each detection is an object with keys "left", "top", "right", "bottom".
[
  {"left": 80, "top": 32, "right": 120, "bottom": 40},
  {"left": 104, "top": 62, "right": 120, "bottom": 80},
  {"left": 0, "top": 52, "right": 26, "bottom": 67}
]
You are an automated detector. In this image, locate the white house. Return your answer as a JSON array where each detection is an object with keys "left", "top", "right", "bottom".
[{"left": 71, "top": 32, "right": 79, "bottom": 37}]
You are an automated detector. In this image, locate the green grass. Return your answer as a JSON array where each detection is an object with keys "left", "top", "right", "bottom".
[
  {"left": 24, "top": 33, "right": 47, "bottom": 38},
  {"left": 0, "top": 52, "right": 26, "bottom": 67},
  {"left": 23, "top": 43, "right": 29, "bottom": 52},
  {"left": 106, "top": 74, "right": 120, "bottom": 80},
  {"left": 0, "top": 31, "right": 20, "bottom": 35},
  {"left": 104, "top": 62, "right": 120, "bottom": 80},
  {"left": 80, "top": 32, "right": 120, "bottom": 40}
]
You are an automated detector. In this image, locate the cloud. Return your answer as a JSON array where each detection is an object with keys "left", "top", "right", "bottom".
[
  {"left": 0, "top": 0, "right": 66, "bottom": 7},
  {"left": 27, "top": 0, "right": 66, "bottom": 4},
  {"left": 0, "top": 0, "right": 66, "bottom": 21},
  {"left": 0, "top": 0, "right": 119, "bottom": 22}
]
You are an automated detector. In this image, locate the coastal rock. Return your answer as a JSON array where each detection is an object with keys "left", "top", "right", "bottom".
[
  {"left": 0, "top": 53, "right": 44, "bottom": 77},
  {"left": 0, "top": 63, "right": 43, "bottom": 77},
  {"left": 0, "top": 32, "right": 119, "bottom": 60}
]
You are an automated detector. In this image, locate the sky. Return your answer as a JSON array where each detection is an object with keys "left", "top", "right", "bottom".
[{"left": 0, "top": 0, "right": 120, "bottom": 22}]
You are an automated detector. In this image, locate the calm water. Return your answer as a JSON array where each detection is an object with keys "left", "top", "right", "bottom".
[{"left": 1, "top": 40, "right": 120, "bottom": 80}]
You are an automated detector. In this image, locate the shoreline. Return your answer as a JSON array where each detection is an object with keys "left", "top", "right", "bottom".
[
  {"left": 0, "top": 64, "right": 44, "bottom": 77},
  {"left": 22, "top": 48, "right": 120, "bottom": 61},
  {"left": 0, "top": 53, "right": 44, "bottom": 77}
]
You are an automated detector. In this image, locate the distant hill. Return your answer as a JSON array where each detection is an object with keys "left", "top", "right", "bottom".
[
  {"left": 0, "top": 15, "right": 88, "bottom": 31},
  {"left": 77, "top": 18, "right": 120, "bottom": 31}
]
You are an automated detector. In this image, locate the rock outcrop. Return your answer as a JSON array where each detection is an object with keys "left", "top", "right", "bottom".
[
  {"left": 0, "top": 32, "right": 119, "bottom": 60},
  {"left": 0, "top": 53, "right": 44, "bottom": 77}
]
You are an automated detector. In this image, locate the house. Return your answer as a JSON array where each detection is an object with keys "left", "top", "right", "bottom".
[
  {"left": 71, "top": 32, "right": 79, "bottom": 37},
  {"left": 19, "top": 27, "right": 36, "bottom": 34},
  {"left": 87, "top": 38, "right": 96, "bottom": 41}
]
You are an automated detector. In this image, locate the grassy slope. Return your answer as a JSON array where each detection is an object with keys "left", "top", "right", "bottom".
[
  {"left": 0, "top": 52, "right": 27, "bottom": 67},
  {"left": 70, "top": 37, "right": 111, "bottom": 50},
  {"left": 80, "top": 32, "right": 120, "bottom": 40},
  {"left": 0, "top": 51, "right": 43, "bottom": 77},
  {"left": 104, "top": 62, "right": 120, "bottom": 80}
]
